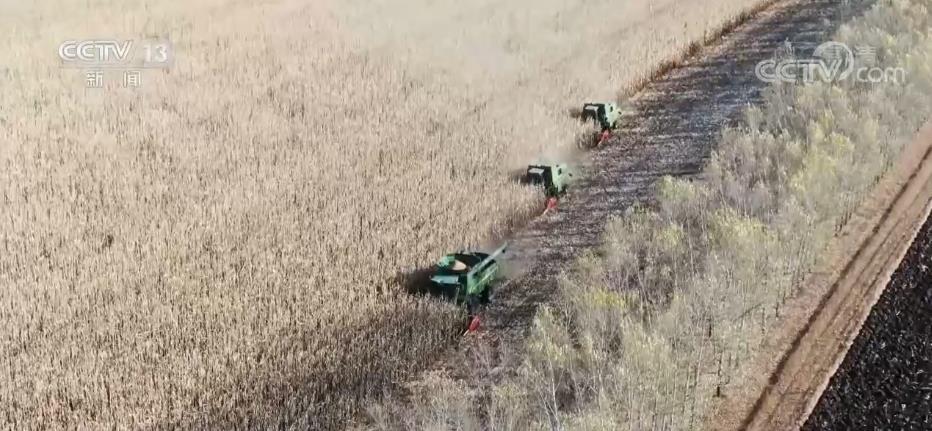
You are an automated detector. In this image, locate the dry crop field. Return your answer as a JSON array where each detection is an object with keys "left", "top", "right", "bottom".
[{"left": 1, "top": 0, "right": 771, "bottom": 428}]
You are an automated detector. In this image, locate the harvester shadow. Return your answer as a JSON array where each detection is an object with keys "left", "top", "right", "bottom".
[
  {"left": 508, "top": 168, "right": 531, "bottom": 186},
  {"left": 566, "top": 106, "right": 583, "bottom": 120},
  {"left": 390, "top": 267, "right": 455, "bottom": 301}
]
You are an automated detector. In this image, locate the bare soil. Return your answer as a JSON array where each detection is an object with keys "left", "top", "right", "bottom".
[{"left": 705, "top": 124, "right": 932, "bottom": 430}]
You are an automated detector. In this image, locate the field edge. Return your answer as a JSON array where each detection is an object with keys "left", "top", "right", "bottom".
[{"left": 704, "top": 121, "right": 932, "bottom": 430}]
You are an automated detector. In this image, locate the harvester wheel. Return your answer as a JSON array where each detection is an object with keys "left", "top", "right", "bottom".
[
  {"left": 480, "top": 286, "right": 492, "bottom": 304},
  {"left": 466, "top": 296, "right": 481, "bottom": 315},
  {"left": 463, "top": 297, "right": 483, "bottom": 334}
]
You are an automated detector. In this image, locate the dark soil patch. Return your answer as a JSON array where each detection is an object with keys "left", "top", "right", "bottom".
[{"left": 803, "top": 213, "right": 932, "bottom": 430}]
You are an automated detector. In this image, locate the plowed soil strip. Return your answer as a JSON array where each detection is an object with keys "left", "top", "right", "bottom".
[
  {"left": 803, "top": 186, "right": 932, "bottom": 430},
  {"left": 707, "top": 123, "right": 932, "bottom": 430}
]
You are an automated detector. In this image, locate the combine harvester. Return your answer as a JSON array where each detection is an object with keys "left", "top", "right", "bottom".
[
  {"left": 525, "top": 163, "right": 572, "bottom": 214},
  {"left": 429, "top": 243, "right": 508, "bottom": 333},
  {"left": 580, "top": 101, "right": 621, "bottom": 147},
  {"left": 525, "top": 163, "right": 571, "bottom": 197}
]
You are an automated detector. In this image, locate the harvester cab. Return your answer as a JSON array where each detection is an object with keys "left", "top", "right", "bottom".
[
  {"left": 429, "top": 243, "right": 508, "bottom": 311},
  {"left": 581, "top": 102, "right": 621, "bottom": 132},
  {"left": 526, "top": 164, "right": 570, "bottom": 197}
]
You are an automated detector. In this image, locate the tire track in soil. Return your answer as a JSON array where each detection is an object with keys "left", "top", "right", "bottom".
[
  {"left": 413, "top": 0, "right": 877, "bottom": 406},
  {"left": 802, "top": 206, "right": 932, "bottom": 430}
]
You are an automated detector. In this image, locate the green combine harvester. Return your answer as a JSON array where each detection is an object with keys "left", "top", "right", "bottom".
[
  {"left": 429, "top": 243, "right": 508, "bottom": 311},
  {"left": 580, "top": 101, "right": 622, "bottom": 147},
  {"left": 581, "top": 101, "right": 622, "bottom": 131},
  {"left": 526, "top": 164, "right": 571, "bottom": 197}
]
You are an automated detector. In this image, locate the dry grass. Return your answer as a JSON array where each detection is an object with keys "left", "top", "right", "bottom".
[{"left": 2, "top": 0, "right": 778, "bottom": 428}]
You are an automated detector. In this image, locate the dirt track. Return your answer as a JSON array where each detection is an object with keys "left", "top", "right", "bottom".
[
  {"left": 414, "top": 0, "right": 877, "bottom": 404},
  {"left": 706, "top": 124, "right": 932, "bottom": 430}
]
